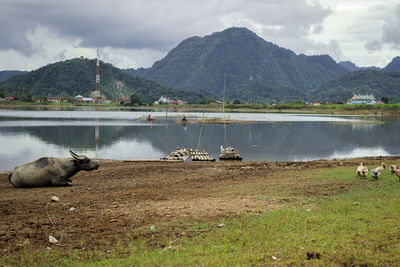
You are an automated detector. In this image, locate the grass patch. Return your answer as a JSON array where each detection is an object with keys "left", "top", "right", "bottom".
[{"left": 3, "top": 166, "right": 400, "bottom": 266}]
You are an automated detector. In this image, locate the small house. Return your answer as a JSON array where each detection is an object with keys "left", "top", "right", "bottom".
[
  {"left": 121, "top": 98, "right": 130, "bottom": 104},
  {"left": 75, "top": 95, "right": 83, "bottom": 102},
  {"left": 82, "top": 97, "right": 95, "bottom": 103},
  {"left": 348, "top": 93, "right": 376, "bottom": 104},
  {"left": 33, "top": 97, "right": 46, "bottom": 103},
  {"left": 154, "top": 96, "right": 170, "bottom": 105},
  {"left": 48, "top": 97, "right": 61, "bottom": 103},
  {"left": 312, "top": 101, "right": 321, "bottom": 106},
  {"left": 74, "top": 95, "right": 94, "bottom": 103},
  {"left": 61, "top": 97, "right": 70, "bottom": 103}
]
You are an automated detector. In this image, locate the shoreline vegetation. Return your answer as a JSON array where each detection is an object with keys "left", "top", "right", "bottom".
[{"left": 1, "top": 101, "right": 400, "bottom": 116}]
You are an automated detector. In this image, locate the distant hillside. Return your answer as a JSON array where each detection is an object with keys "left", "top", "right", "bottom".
[
  {"left": 227, "top": 79, "right": 306, "bottom": 104},
  {"left": 383, "top": 56, "right": 400, "bottom": 72},
  {"left": 312, "top": 70, "right": 400, "bottom": 102},
  {"left": 133, "top": 27, "right": 348, "bottom": 96},
  {"left": 0, "top": 70, "right": 26, "bottom": 83},
  {"left": 339, "top": 61, "right": 381, "bottom": 72},
  {"left": 0, "top": 58, "right": 212, "bottom": 103},
  {"left": 339, "top": 61, "right": 360, "bottom": 72}
]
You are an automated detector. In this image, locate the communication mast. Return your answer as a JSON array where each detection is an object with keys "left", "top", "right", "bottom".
[{"left": 94, "top": 47, "right": 101, "bottom": 99}]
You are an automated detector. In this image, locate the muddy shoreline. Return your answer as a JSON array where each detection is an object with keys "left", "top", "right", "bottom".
[{"left": 1, "top": 156, "right": 399, "bottom": 252}]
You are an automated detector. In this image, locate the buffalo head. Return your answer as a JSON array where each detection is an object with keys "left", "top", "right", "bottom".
[{"left": 70, "top": 150, "right": 99, "bottom": 171}]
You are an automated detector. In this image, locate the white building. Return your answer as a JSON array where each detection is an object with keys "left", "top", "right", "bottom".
[
  {"left": 154, "top": 96, "right": 170, "bottom": 105},
  {"left": 348, "top": 93, "right": 376, "bottom": 104},
  {"left": 75, "top": 95, "right": 95, "bottom": 103}
]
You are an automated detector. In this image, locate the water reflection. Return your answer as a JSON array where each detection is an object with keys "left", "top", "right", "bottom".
[
  {"left": 0, "top": 109, "right": 396, "bottom": 171},
  {"left": 0, "top": 109, "right": 363, "bottom": 122}
]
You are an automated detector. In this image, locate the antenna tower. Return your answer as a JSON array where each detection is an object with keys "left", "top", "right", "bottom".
[{"left": 95, "top": 47, "right": 101, "bottom": 99}]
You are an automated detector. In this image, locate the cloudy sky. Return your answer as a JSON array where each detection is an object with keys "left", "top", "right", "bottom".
[{"left": 1, "top": 0, "right": 399, "bottom": 71}]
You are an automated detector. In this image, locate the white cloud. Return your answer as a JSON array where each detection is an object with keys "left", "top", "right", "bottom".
[{"left": 310, "top": 0, "right": 400, "bottom": 67}]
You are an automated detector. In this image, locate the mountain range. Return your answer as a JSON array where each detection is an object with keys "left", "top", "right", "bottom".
[
  {"left": 0, "top": 70, "right": 26, "bottom": 83},
  {"left": 338, "top": 57, "right": 400, "bottom": 73},
  {"left": 1, "top": 27, "right": 400, "bottom": 103}
]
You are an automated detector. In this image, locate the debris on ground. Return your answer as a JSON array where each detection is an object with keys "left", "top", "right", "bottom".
[
  {"left": 48, "top": 235, "right": 59, "bottom": 244},
  {"left": 307, "top": 251, "right": 321, "bottom": 260}
]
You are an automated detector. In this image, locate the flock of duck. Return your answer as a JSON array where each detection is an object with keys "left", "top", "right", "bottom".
[{"left": 356, "top": 162, "right": 400, "bottom": 181}]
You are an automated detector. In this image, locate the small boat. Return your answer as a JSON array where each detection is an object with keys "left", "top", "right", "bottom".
[
  {"left": 181, "top": 115, "right": 187, "bottom": 126},
  {"left": 147, "top": 115, "right": 155, "bottom": 122}
]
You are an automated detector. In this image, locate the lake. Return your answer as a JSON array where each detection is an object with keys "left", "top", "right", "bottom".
[{"left": 0, "top": 107, "right": 397, "bottom": 171}]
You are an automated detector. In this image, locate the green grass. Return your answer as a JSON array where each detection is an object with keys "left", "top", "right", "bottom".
[{"left": 2, "top": 167, "right": 400, "bottom": 266}]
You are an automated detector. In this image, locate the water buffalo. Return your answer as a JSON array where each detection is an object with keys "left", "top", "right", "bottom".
[{"left": 8, "top": 150, "right": 99, "bottom": 187}]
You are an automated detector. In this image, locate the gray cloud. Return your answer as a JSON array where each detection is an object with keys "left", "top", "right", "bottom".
[
  {"left": 310, "top": 40, "right": 343, "bottom": 60},
  {"left": 382, "top": 4, "right": 400, "bottom": 47},
  {"left": 0, "top": 0, "right": 332, "bottom": 57},
  {"left": 365, "top": 3, "right": 400, "bottom": 51},
  {"left": 365, "top": 40, "right": 383, "bottom": 51},
  {"left": 54, "top": 50, "right": 67, "bottom": 61}
]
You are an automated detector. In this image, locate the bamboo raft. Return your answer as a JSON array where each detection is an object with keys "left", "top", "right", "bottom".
[
  {"left": 161, "top": 147, "right": 215, "bottom": 162},
  {"left": 162, "top": 147, "right": 191, "bottom": 161},
  {"left": 191, "top": 149, "right": 215, "bottom": 162},
  {"left": 219, "top": 145, "right": 242, "bottom": 161}
]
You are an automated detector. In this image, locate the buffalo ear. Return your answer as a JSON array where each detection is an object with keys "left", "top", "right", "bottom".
[{"left": 69, "top": 149, "right": 85, "bottom": 161}]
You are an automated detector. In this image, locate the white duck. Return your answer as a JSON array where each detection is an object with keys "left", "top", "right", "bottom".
[
  {"left": 390, "top": 165, "right": 398, "bottom": 174},
  {"left": 371, "top": 163, "right": 385, "bottom": 180},
  {"left": 393, "top": 168, "right": 400, "bottom": 182},
  {"left": 356, "top": 162, "right": 368, "bottom": 178}
]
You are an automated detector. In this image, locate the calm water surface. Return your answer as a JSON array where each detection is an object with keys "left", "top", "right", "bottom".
[{"left": 0, "top": 108, "right": 397, "bottom": 170}]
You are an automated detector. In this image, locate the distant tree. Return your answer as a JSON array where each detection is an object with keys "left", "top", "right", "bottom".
[
  {"left": 0, "top": 88, "right": 5, "bottom": 98},
  {"left": 233, "top": 99, "right": 241, "bottom": 104},
  {"left": 291, "top": 100, "right": 304, "bottom": 105},
  {"left": 15, "top": 86, "right": 33, "bottom": 102},
  {"left": 199, "top": 98, "right": 214, "bottom": 105},
  {"left": 130, "top": 92, "right": 142, "bottom": 105},
  {"left": 381, "top": 96, "right": 389, "bottom": 104}
]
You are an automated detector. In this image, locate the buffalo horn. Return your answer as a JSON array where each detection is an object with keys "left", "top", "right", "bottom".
[{"left": 69, "top": 149, "right": 85, "bottom": 160}]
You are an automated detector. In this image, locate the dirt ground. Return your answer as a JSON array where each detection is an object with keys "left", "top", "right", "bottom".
[{"left": 0, "top": 157, "right": 397, "bottom": 253}]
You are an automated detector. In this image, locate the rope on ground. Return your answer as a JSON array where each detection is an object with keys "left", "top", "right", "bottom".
[
  {"left": 45, "top": 201, "right": 55, "bottom": 227},
  {"left": 45, "top": 192, "right": 67, "bottom": 247}
]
